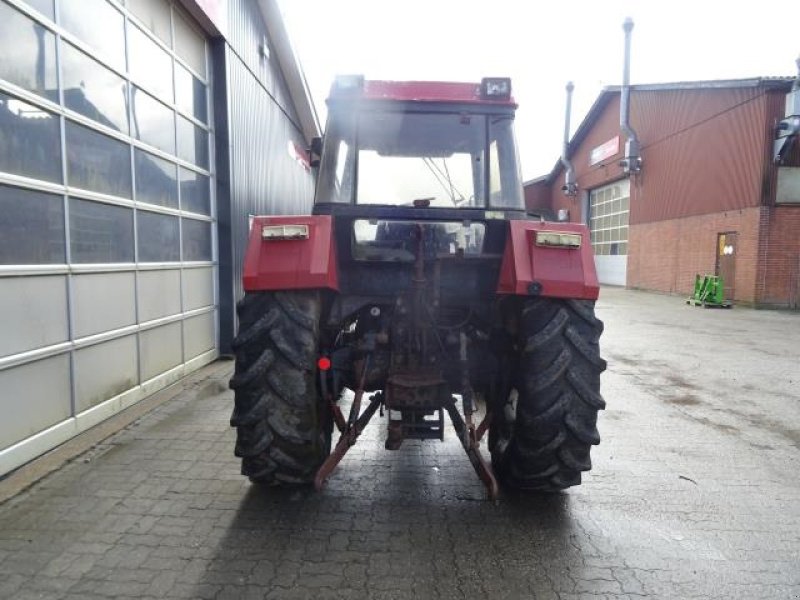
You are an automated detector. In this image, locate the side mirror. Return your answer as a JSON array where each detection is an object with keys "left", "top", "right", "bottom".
[
  {"left": 309, "top": 136, "right": 323, "bottom": 168},
  {"left": 310, "top": 136, "right": 323, "bottom": 156}
]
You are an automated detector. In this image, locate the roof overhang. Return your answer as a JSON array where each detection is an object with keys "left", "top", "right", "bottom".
[
  {"left": 258, "top": 0, "right": 321, "bottom": 142},
  {"left": 175, "top": 0, "right": 321, "bottom": 142}
]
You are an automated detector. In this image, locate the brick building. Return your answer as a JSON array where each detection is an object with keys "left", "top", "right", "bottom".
[{"left": 525, "top": 78, "right": 800, "bottom": 308}]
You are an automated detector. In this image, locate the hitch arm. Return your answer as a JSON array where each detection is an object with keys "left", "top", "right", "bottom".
[{"left": 444, "top": 400, "right": 499, "bottom": 502}]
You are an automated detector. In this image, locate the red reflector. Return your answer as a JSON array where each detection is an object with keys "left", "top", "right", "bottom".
[{"left": 317, "top": 357, "right": 332, "bottom": 371}]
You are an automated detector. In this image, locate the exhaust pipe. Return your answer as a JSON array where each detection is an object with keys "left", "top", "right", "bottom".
[
  {"left": 620, "top": 17, "right": 642, "bottom": 173},
  {"left": 561, "top": 81, "right": 578, "bottom": 196}
]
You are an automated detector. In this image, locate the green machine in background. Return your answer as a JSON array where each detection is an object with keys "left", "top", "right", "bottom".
[{"left": 686, "top": 275, "right": 732, "bottom": 308}]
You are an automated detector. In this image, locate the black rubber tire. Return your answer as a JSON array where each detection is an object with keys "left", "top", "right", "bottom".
[
  {"left": 491, "top": 298, "right": 606, "bottom": 491},
  {"left": 229, "top": 290, "right": 331, "bottom": 485}
]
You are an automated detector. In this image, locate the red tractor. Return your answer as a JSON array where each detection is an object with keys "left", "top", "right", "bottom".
[{"left": 230, "top": 77, "right": 605, "bottom": 499}]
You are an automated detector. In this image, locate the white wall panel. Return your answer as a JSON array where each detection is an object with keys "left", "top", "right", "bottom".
[
  {"left": 0, "top": 276, "right": 68, "bottom": 358},
  {"left": 140, "top": 321, "right": 182, "bottom": 381},
  {"left": 138, "top": 269, "right": 181, "bottom": 322},
  {"left": 74, "top": 335, "right": 138, "bottom": 412},
  {"left": 182, "top": 266, "right": 214, "bottom": 310},
  {"left": 0, "top": 355, "right": 70, "bottom": 447},
  {"left": 73, "top": 272, "right": 136, "bottom": 338},
  {"left": 183, "top": 311, "right": 214, "bottom": 360}
]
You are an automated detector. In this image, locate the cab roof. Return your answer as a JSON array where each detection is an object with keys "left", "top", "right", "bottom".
[{"left": 327, "top": 78, "right": 517, "bottom": 108}]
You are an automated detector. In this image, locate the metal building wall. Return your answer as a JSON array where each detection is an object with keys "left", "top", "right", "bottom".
[
  {"left": 629, "top": 87, "right": 770, "bottom": 224},
  {"left": 215, "top": 0, "right": 316, "bottom": 352}
]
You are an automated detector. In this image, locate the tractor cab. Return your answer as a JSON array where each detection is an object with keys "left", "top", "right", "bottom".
[
  {"left": 313, "top": 76, "right": 525, "bottom": 212},
  {"left": 311, "top": 77, "right": 526, "bottom": 302}
]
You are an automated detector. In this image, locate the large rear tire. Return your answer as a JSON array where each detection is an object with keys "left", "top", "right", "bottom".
[
  {"left": 491, "top": 298, "right": 606, "bottom": 491},
  {"left": 229, "top": 290, "right": 331, "bottom": 485}
]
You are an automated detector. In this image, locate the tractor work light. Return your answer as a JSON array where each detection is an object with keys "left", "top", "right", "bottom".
[
  {"left": 535, "top": 231, "right": 582, "bottom": 249},
  {"left": 481, "top": 77, "right": 511, "bottom": 100},
  {"left": 333, "top": 74, "right": 365, "bottom": 93},
  {"left": 261, "top": 224, "right": 310, "bottom": 240}
]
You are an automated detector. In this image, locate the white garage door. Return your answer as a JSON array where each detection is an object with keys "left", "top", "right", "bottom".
[
  {"left": 0, "top": 0, "right": 217, "bottom": 475},
  {"left": 589, "top": 179, "right": 630, "bottom": 286}
]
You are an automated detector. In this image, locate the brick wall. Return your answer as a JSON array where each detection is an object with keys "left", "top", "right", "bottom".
[
  {"left": 758, "top": 206, "right": 800, "bottom": 308},
  {"left": 627, "top": 207, "right": 763, "bottom": 302}
]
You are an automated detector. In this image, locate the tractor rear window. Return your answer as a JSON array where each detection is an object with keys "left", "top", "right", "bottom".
[
  {"left": 316, "top": 110, "right": 524, "bottom": 210},
  {"left": 356, "top": 113, "right": 485, "bottom": 207},
  {"left": 352, "top": 219, "right": 486, "bottom": 262}
]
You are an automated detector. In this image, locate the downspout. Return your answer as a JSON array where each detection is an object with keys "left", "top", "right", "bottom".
[
  {"left": 561, "top": 81, "right": 578, "bottom": 196},
  {"left": 620, "top": 17, "right": 642, "bottom": 173}
]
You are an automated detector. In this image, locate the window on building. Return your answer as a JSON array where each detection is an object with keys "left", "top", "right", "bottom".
[
  {"left": 0, "top": 92, "right": 62, "bottom": 183},
  {"left": 179, "top": 167, "right": 210, "bottom": 215},
  {"left": 65, "top": 120, "right": 132, "bottom": 198},
  {"left": 175, "top": 63, "right": 208, "bottom": 124},
  {"left": 0, "top": 185, "right": 65, "bottom": 264},
  {"left": 137, "top": 210, "right": 180, "bottom": 262},
  {"left": 135, "top": 148, "right": 178, "bottom": 208},
  {"left": 177, "top": 115, "right": 209, "bottom": 169},
  {"left": 60, "top": 0, "right": 126, "bottom": 71},
  {"left": 61, "top": 41, "right": 129, "bottom": 133},
  {"left": 182, "top": 218, "right": 211, "bottom": 261},
  {"left": 69, "top": 198, "right": 134, "bottom": 263},
  {"left": 0, "top": 2, "right": 58, "bottom": 102},
  {"left": 131, "top": 86, "right": 176, "bottom": 154},
  {"left": 128, "top": 24, "right": 174, "bottom": 101}
]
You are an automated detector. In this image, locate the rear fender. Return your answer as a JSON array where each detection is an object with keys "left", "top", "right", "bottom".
[
  {"left": 496, "top": 220, "right": 599, "bottom": 300},
  {"left": 243, "top": 215, "right": 338, "bottom": 292}
]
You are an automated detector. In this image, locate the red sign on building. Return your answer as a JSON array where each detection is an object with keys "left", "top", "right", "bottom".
[{"left": 589, "top": 136, "right": 620, "bottom": 166}]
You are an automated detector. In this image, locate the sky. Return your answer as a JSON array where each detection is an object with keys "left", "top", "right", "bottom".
[{"left": 277, "top": 0, "right": 799, "bottom": 181}]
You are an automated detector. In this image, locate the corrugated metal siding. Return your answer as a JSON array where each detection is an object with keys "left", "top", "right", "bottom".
[
  {"left": 630, "top": 87, "right": 769, "bottom": 223},
  {"left": 226, "top": 44, "right": 315, "bottom": 300},
  {"left": 546, "top": 87, "right": 783, "bottom": 225},
  {"left": 214, "top": 4, "right": 317, "bottom": 351},
  {"left": 225, "top": 0, "right": 301, "bottom": 128}
]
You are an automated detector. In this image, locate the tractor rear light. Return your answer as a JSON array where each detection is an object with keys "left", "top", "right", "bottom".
[
  {"left": 535, "top": 231, "right": 582, "bottom": 249},
  {"left": 481, "top": 77, "right": 511, "bottom": 99},
  {"left": 261, "top": 224, "right": 309, "bottom": 240}
]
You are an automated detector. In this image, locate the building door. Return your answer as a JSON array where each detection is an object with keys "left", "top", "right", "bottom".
[
  {"left": 589, "top": 179, "right": 630, "bottom": 285},
  {"left": 716, "top": 232, "right": 737, "bottom": 300},
  {"left": 0, "top": 0, "right": 217, "bottom": 477}
]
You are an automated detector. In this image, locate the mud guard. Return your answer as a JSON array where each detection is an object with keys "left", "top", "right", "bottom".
[
  {"left": 496, "top": 220, "right": 599, "bottom": 300},
  {"left": 243, "top": 215, "right": 338, "bottom": 292}
]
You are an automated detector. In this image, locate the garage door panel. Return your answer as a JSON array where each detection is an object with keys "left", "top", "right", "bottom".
[
  {"left": 184, "top": 311, "right": 214, "bottom": 360},
  {"left": 74, "top": 335, "right": 138, "bottom": 413},
  {"left": 0, "top": 355, "right": 71, "bottom": 448},
  {"left": 0, "top": 276, "right": 68, "bottom": 358},
  {"left": 182, "top": 266, "right": 213, "bottom": 310},
  {"left": 73, "top": 272, "right": 136, "bottom": 338},
  {"left": 138, "top": 269, "right": 181, "bottom": 322},
  {"left": 140, "top": 322, "right": 182, "bottom": 381}
]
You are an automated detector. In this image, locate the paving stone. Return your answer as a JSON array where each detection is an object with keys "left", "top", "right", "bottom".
[{"left": 0, "top": 289, "right": 799, "bottom": 599}]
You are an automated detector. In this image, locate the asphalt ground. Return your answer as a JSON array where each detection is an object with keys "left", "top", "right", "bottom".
[{"left": 1, "top": 287, "right": 799, "bottom": 599}]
